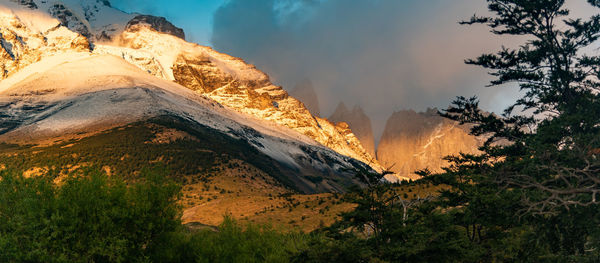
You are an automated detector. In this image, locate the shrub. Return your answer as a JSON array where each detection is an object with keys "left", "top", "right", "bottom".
[{"left": 0, "top": 167, "right": 181, "bottom": 262}]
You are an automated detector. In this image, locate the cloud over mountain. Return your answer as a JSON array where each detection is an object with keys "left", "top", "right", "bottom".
[{"left": 210, "top": 0, "right": 522, "bottom": 138}]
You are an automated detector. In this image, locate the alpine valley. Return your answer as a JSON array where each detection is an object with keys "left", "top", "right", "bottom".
[{"left": 0, "top": 0, "right": 479, "bottom": 229}]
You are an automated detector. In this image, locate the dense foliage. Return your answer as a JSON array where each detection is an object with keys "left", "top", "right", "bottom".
[
  {"left": 0, "top": 167, "right": 181, "bottom": 262},
  {"left": 442, "top": 0, "right": 600, "bottom": 260},
  {"left": 0, "top": 168, "right": 315, "bottom": 263},
  {"left": 152, "top": 217, "right": 313, "bottom": 263}
]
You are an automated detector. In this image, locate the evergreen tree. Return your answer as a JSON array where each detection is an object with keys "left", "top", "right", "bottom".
[{"left": 435, "top": 0, "right": 600, "bottom": 260}]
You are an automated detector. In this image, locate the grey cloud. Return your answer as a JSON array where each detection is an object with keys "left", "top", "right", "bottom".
[{"left": 210, "top": 0, "right": 527, "bottom": 139}]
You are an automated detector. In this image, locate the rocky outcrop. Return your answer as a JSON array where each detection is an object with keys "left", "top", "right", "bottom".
[
  {"left": 171, "top": 54, "right": 238, "bottom": 94},
  {"left": 0, "top": 10, "right": 90, "bottom": 80},
  {"left": 48, "top": 2, "right": 92, "bottom": 38},
  {"left": 376, "top": 108, "right": 481, "bottom": 179},
  {"left": 289, "top": 79, "right": 321, "bottom": 117},
  {"left": 329, "top": 102, "right": 376, "bottom": 157},
  {"left": 125, "top": 15, "right": 185, "bottom": 40}
]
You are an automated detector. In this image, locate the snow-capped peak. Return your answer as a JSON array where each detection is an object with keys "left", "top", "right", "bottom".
[{"left": 0, "top": 0, "right": 384, "bottom": 173}]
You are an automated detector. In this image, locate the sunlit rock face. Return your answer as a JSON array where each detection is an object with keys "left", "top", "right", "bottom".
[
  {"left": 289, "top": 79, "right": 321, "bottom": 117},
  {"left": 377, "top": 108, "right": 481, "bottom": 179},
  {"left": 329, "top": 102, "right": 376, "bottom": 158}
]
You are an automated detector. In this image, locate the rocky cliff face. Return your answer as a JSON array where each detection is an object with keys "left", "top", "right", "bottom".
[
  {"left": 376, "top": 108, "right": 481, "bottom": 179},
  {"left": 47, "top": 2, "right": 92, "bottom": 38},
  {"left": 289, "top": 79, "right": 321, "bottom": 117},
  {"left": 329, "top": 102, "right": 376, "bottom": 158}
]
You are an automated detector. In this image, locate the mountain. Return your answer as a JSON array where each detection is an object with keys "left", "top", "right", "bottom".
[
  {"left": 329, "top": 102, "right": 376, "bottom": 158},
  {"left": 289, "top": 79, "right": 321, "bottom": 117},
  {"left": 0, "top": 0, "right": 388, "bottom": 191},
  {"left": 0, "top": 0, "right": 380, "bottom": 172},
  {"left": 112, "top": 19, "right": 380, "bottom": 169},
  {"left": 0, "top": 50, "right": 372, "bottom": 192},
  {"left": 376, "top": 108, "right": 481, "bottom": 179}
]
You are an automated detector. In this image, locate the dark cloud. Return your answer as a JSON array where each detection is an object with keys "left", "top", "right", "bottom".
[{"left": 210, "top": 0, "right": 526, "bottom": 139}]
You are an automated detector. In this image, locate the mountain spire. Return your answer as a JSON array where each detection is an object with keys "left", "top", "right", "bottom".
[
  {"left": 329, "top": 102, "right": 376, "bottom": 157},
  {"left": 377, "top": 110, "right": 480, "bottom": 179}
]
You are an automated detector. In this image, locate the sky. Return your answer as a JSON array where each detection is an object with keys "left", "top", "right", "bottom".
[{"left": 111, "top": 0, "right": 598, "bottom": 141}]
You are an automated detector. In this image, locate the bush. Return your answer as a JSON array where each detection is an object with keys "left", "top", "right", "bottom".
[
  {"left": 0, "top": 167, "right": 181, "bottom": 262},
  {"left": 0, "top": 167, "right": 316, "bottom": 262},
  {"left": 151, "top": 216, "right": 312, "bottom": 263}
]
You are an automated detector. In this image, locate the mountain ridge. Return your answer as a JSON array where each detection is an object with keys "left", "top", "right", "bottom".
[
  {"left": 0, "top": 0, "right": 384, "bottom": 175},
  {"left": 0, "top": 51, "right": 369, "bottom": 193}
]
